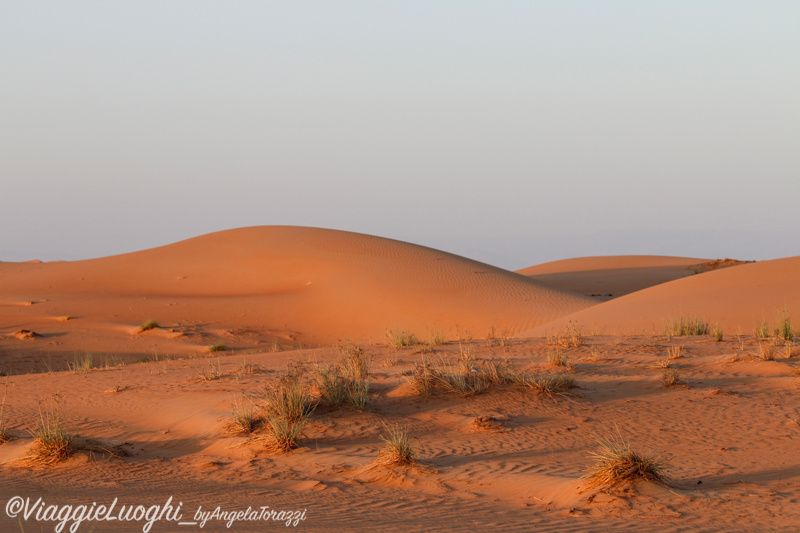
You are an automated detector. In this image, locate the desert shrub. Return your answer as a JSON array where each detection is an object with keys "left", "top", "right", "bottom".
[
  {"left": 314, "top": 343, "right": 371, "bottom": 410},
  {"left": 583, "top": 428, "right": 667, "bottom": 488},
  {"left": 32, "top": 400, "right": 72, "bottom": 464},
  {"left": 526, "top": 373, "right": 576, "bottom": 396},
  {"left": 208, "top": 344, "right": 225, "bottom": 353},
  {"left": 263, "top": 372, "right": 315, "bottom": 452},
  {"left": 662, "top": 368, "right": 682, "bottom": 387},
  {"left": 68, "top": 353, "right": 94, "bottom": 373},
  {"left": 140, "top": 319, "right": 159, "bottom": 331},
  {"left": 387, "top": 330, "right": 419, "bottom": 348},
  {"left": 378, "top": 423, "right": 415, "bottom": 466},
  {"left": 664, "top": 316, "right": 709, "bottom": 336}
]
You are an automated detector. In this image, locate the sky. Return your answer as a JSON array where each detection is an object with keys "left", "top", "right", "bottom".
[{"left": 1, "top": 1, "right": 798, "bottom": 270}]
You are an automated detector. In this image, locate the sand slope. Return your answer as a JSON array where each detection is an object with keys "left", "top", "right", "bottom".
[
  {"left": 0, "top": 226, "right": 593, "bottom": 372},
  {"left": 517, "top": 255, "right": 750, "bottom": 301},
  {"left": 523, "top": 256, "right": 800, "bottom": 336}
]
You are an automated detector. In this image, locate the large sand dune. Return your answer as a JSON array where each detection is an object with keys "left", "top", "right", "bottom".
[
  {"left": 523, "top": 255, "right": 800, "bottom": 337},
  {"left": 0, "top": 226, "right": 592, "bottom": 372},
  {"left": 517, "top": 255, "right": 749, "bottom": 300}
]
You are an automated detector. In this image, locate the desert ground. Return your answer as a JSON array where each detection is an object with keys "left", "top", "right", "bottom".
[{"left": 1, "top": 226, "right": 799, "bottom": 532}]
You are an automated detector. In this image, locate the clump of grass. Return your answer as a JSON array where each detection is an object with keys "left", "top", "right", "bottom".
[
  {"left": 263, "top": 371, "right": 315, "bottom": 452},
  {"left": 776, "top": 314, "right": 793, "bottom": 341},
  {"left": 237, "top": 359, "right": 259, "bottom": 374},
  {"left": 526, "top": 373, "right": 576, "bottom": 396},
  {"left": 428, "top": 327, "right": 446, "bottom": 346},
  {"left": 582, "top": 427, "right": 667, "bottom": 488},
  {"left": 32, "top": 399, "right": 73, "bottom": 464},
  {"left": 314, "top": 343, "right": 371, "bottom": 410},
  {"left": 664, "top": 316, "right": 709, "bottom": 336},
  {"left": 409, "top": 358, "right": 438, "bottom": 396},
  {"left": 713, "top": 325, "right": 724, "bottom": 342},
  {"left": 786, "top": 341, "right": 794, "bottom": 359},
  {"left": 140, "top": 319, "right": 159, "bottom": 332},
  {"left": 378, "top": 423, "right": 415, "bottom": 466},
  {"left": 755, "top": 318, "right": 771, "bottom": 338},
  {"left": 198, "top": 360, "right": 223, "bottom": 381},
  {"left": 757, "top": 342, "right": 774, "bottom": 361},
  {"left": 68, "top": 353, "right": 94, "bottom": 373},
  {"left": 663, "top": 368, "right": 683, "bottom": 387},
  {"left": 666, "top": 346, "right": 683, "bottom": 360},
  {"left": 548, "top": 322, "right": 585, "bottom": 348},
  {"left": 208, "top": 344, "right": 225, "bottom": 353},
  {"left": 387, "top": 330, "right": 419, "bottom": 349},
  {"left": 231, "top": 396, "right": 261, "bottom": 434},
  {"left": 655, "top": 358, "right": 672, "bottom": 369},
  {"left": 547, "top": 349, "right": 568, "bottom": 367}
]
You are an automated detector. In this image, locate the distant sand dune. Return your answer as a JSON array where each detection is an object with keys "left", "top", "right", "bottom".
[
  {"left": 523, "top": 256, "right": 800, "bottom": 336},
  {"left": 0, "top": 226, "right": 592, "bottom": 370},
  {"left": 517, "top": 255, "right": 750, "bottom": 300}
]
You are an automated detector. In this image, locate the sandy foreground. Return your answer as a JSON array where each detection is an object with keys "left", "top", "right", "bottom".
[{"left": 1, "top": 227, "right": 798, "bottom": 532}]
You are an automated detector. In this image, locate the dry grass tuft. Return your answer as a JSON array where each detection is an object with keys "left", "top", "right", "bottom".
[
  {"left": 525, "top": 373, "right": 576, "bottom": 396},
  {"left": 263, "top": 371, "right": 315, "bottom": 452},
  {"left": 548, "top": 322, "right": 585, "bottom": 349},
  {"left": 387, "top": 330, "right": 420, "bottom": 349},
  {"left": 664, "top": 316, "right": 709, "bottom": 336},
  {"left": 140, "top": 319, "right": 159, "bottom": 332},
  {"left": 314, "top": 343, "right": 371, "bottom": 410},
  {"left": 31, "top": 399, "right": 73, "bottom": 464},
  {"left": 662, "top": 368, "right": 683, "bottom": 387},
  {"left": 757, "top": 342, "right": 775, "bottom": 361},
  {"left": 378, "top": 423, "right": 416, "bottom": 466},
  {"left": 547, "top": 349, "right": 568, "bottom": 367},
  {"left": 666, "top": 346, "right": 683, "bottom": 360},
  {"left": 208, "top": 344, "right": 225, "bottom": 353},
  {"left": 583, "top": 428, "right": 667, "bottom": 488},
  {"left": 231, "top": 396, "right": 261, "bottom": 434}
]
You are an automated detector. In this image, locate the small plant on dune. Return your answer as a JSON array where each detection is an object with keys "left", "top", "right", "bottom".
[
  {"left": 655, "top": 358, "right": 672, "bottom": 369},
  {"left": 713, "top": 325, "right": 724, "bottom": 342},
  {"left": 582, "top": 427, "right": 667, "bottom": 488},
  {"left": 662, "top": 368, "right": 683, "bottom": 387},
  {"left": 208, "top": 344, "right": 225, "bottom": 353},
  {"left": 776, "top": 314, "right": 794, "bottom": 341},
  {"left": 754, "top": 318, "right": 771, "bottom": 338},
  {"left": 526, "top": 373, "right": 576, "bottom": 396},
  {"left": 315, "top": 343, "right": 371, "bottom": 410},
  {"left": 667, "top": 345, "right": 683, "bottom": 360},
  {"left": 409, "top": 358, "right": 439, "bottom": 396},
  {"left": 547, "top": 348, "right": 568, "bottom": 367},
  {"left": 231, "top": 396, "right": 261, "bottom": 434},
  {"left": 757, "top": 342, "right": 774, "bottom": 361},
  {"left": 428, "top": 327, "right": 446, "bottom": 346},
  {"left": 32, "top": 398, "right": 73, "bottom": 464},
  {"left": 786, "top": 341, "right": 794, "bottom": 359},
  {"left": 664, "top": 316, "right": 709, "bottom": 336},
  {"left": 68, "top": 353, "right": 94, "bottom": 373},
  {"left": 387, "top": 330, "right": 420, "bottom": 349},
  {"left": 548, "top": 322, "right": 585, "bottom": 349},
  {"left": 198, "top": 359, "right": 223, "bottom": 381},
  {"left": 140, "top": 319, "right": 159, "bottom": 332},
  {"left": 263, "top": 371, "right": 315, "bottom": 452},
  {"left": 378, "top": 423, "right": 416, "bottom": 466}
]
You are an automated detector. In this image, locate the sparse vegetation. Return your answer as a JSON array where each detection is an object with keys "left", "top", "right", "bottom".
[
  {"left": 667, "top": 346, "right": 683, "bottom": 360},
  {"left": 777, "top": 314, "right": 794, "bottom": 341},
  {"left": 314, "top": 343, "right": 371, "bottom": 410},
  {"left": 583, "top": 427, "right": 667, "bottom": 488},
  {"left": 663, "top": 368, "right": 682, "bottom": 387},
  {"left": 68, "top": 353, "right": 94, "bottom": 373},
  {"left": 378, "top": 423, "right": 416, "bottom": 466},
  {"left": 208, "top": 344, "right": 225, "bottom": 353},
  {"left": 713, "top": 325, "right": 724, "bottom": 342},
  {"left": 525, "top": 373, "right": 576, "bottom": 396},
  {"left": 547, "top": 349, "right": 568, "bottom": 367},
  {"left": 757, "top": 342, "right": 774, "bottom": 361},
  {"left": 387, "top": 330, "right": 420, "bottom": 349},
  {"left": 548, "top": 322, "right": 585, "bottom": 349},
  {"left": 198, "top": 360, "right": 223, "bottom": 381},
  {"left": 428, "top": 327, "right": 446, "bottom": 346},
  {"left": 140, "top": 319, "right": 159, "bottom": 332},
  {"left": 664, "top": 316, "right": 709, "bottom": 336},
  {"left": 231, "top": 396, "right": 261, "bottom": 434},
  {"left": 32, "top": 399, "right": 73, "bottom": 464},
  {"left": 263, "top": 369, "right": 315, "bottom": 451}
]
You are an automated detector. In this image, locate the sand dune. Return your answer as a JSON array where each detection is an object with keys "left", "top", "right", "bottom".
[
  {"left": 517, "top": 255, "right": 750, "bottom": 301},
  {"left": 0, "top": 226, "right": 592, "bottom": 372},
  {"left": 523, "top": 255, "right": 800, "bottom": 337}
]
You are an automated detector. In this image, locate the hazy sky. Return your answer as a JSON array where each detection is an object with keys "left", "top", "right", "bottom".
[{"left": 2, "top": 1, "right": 798, "bottom": 269}]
